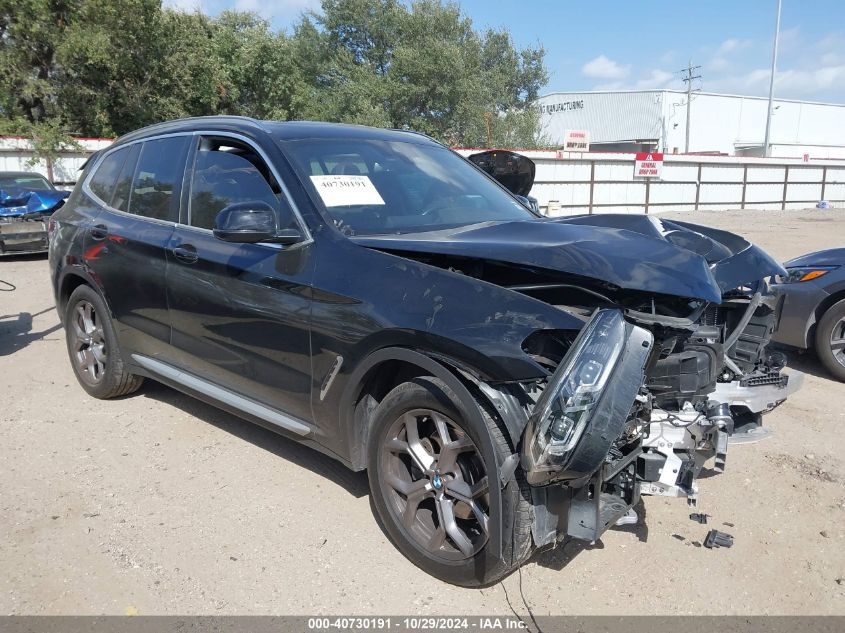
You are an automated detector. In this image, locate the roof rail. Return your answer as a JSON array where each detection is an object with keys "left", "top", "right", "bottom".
[{"left": 113, "top": 115, "right": 266, "bottom": 145}]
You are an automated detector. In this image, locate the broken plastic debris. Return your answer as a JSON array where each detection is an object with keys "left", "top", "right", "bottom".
[{"left": 703, "top": 529, "right": 734, "bottom": 549}]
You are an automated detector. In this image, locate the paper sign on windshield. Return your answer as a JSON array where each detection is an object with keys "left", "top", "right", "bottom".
[{"left": 310, "top": 175, "right": 385, "bottom": 207}]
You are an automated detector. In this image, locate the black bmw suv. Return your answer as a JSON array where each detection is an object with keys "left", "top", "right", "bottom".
[{"left": 49, "top": 116, "right": 797, "bottom": 586}]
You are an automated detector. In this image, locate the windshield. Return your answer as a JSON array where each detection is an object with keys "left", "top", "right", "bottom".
[
  {"left": 280, "top": 138, "right": 535, "bottom": 236},
  {"left": 0, "top": 175, "right": 53, "bottom": 191}
]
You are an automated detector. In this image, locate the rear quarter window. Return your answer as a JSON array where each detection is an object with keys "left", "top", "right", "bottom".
[{"left": 88, "top": 148, "right": 131, "bottom": 205}]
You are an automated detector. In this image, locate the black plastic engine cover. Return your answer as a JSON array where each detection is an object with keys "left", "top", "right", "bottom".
[
  {"left": 728, "top": 307, "right": 776, "bottom": 374},
  {"left": 647, "top": 345, "right": 719, "bottom": 407}
]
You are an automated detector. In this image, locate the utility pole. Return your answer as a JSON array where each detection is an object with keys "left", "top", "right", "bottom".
[
  {"left": 763, "top": 0, "right": 783, "bottom": 157},
  {"left": 681, "top": 60, "right": 701, "bottom": 154},
  {"left": 483, "top": 112, "right": 493, "bottom": 148}
]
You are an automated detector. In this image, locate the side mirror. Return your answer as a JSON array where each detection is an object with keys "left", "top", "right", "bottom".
[{"left": 212, "top": 201, "right": 302, "bottom": 245}]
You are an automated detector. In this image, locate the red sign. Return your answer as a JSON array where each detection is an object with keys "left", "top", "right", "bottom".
[{"left": 634, "top": 152, "right": 664, "bottom": 179}]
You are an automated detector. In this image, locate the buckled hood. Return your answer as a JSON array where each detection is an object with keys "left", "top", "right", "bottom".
[
  {"left": 0, "top": 188, "right": 69, "bottom": 218},
  {"left": 354, "top": 214, "right": 786, "bottom": 304}
]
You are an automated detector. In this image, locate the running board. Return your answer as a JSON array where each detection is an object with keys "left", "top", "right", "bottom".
[{"left": 132, "top": 354, "right": 312, "bottom": 436}]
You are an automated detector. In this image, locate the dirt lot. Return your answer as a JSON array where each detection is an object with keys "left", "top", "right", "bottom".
[{"left": 1, "top": 208, "right": 844, "bottom": 616}]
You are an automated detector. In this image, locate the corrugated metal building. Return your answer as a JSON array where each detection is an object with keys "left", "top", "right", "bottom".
[{"left": 537, "top": 90, "right": 845, "bottom": 159}]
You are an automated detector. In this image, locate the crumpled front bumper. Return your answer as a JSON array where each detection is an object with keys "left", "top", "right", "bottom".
[
  {"left": 0, "top": 218, "right": 49, "bottom": 255},
  {"left": 711, "top": 369, "right": 805, "bottom": 415}
]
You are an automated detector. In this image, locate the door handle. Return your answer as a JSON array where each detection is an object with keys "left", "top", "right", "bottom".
[
  {"left": 172, "top": 243, "right": 198, "bottom": 264},
  {"left": 89, "top": 224, "right": 109, "bottom": 240}
]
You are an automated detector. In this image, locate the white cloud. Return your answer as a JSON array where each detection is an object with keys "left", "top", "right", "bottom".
[
  {"left": 163, "top": 0, "right": 205, "bottom": 10},
  {"left": 777, "top": 26, "right": 802, "bottom": 52},
  {"left": 634, "top": 69, "right": 674, "bottom": 89},
  {"left": 659, "top": 51, "right": 676, "bottom": 65},
  {"left": 776, "top": 64, "right": 845, "bottom": 94},
  {"left": 709, "top": 57, "right": 729, "bottom": 72},
  {"left": 164, "top": 0, "right": 318, "bottom": 19},
  {"left": 235, "top": 0, "right": 317, "bottom": 15},
  {"left": 592, "top": 69, "right": 675, "bottom": 92},
  {"left": 816, "top": 31, "right": 844, "bottom": 52},
  {"left": 820, "top": 52, "right": 842, "bottom": 66},
  {"left": 706, "top": 38, "right": 752, "bottom": 74},
  {"left": 716, "top": 38, "right": 751, "bottom": 55},
  {"left": 581, "top": 55, "right": 630, "bottom": 80},
  {"left": 706, "top": 63, "right": 845, "bottom": 99}
]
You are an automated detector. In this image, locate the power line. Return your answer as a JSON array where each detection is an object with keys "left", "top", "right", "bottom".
[{"left": 679, "top": 60, "right": 701, "bottom": 153}]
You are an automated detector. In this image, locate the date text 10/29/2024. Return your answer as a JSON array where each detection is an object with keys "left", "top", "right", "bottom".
[{"left": 307, "top": 617, "right": 528, "bottom": 631}]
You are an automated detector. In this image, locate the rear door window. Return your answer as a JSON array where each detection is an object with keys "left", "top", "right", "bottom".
[
  {"left": 88, "top": 147, "right": 130, "bottom": 206},
  {"left": 126, "top": 136, "right": 190, "bottom": 222}
]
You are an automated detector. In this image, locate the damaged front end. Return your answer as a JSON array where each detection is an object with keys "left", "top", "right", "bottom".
[
  {"left": 518, "top": 217, "right": 803, "bottom": 545},
  {"left": 518, "top": 283, "right": 799, "bottom": 546},
  {"left": 359, "top": 213, "right": 802, "bottom": 548},
  {"left": 521, "top": 309, "right": 654, "bottom": 542},
  {"left": 0, "top": 188, "right": 69, "bottom": 256}
]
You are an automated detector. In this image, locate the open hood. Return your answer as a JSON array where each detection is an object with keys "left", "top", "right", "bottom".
[
  {"left": 467, "top": 150, "right": 535, "bottom": 197},
  {"left": 353, "top": 215, "right": 786, "bottom": 305}
]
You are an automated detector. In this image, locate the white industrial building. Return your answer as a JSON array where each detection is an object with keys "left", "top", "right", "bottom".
[{"left": 537, "top": 90, "right": 845, "bottom": 159}]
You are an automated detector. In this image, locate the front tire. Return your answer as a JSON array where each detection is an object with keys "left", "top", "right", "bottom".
[
  {"left": 367, "top": 376, "right": 532, "bottom": 586},
  {"left": 64, "top": 284, "right": 144, "bottom": 399},
  {"left": 815, "top": 298, "right": 845, "bottom": 382}
]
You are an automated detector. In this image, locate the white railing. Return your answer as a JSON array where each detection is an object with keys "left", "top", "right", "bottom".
[
  {"left": 0, "top": 137, "right": 112, "bottom": 188},
  {"left": 4, "top": 137, "right": 845, "bottom": 212},
  {"left": 455, "top": 149, "right": 845, "bottom": 215}
]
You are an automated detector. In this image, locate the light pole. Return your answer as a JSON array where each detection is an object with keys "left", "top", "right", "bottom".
[{"left": 763, "top": 0, "right": 782, "bottom": 157}]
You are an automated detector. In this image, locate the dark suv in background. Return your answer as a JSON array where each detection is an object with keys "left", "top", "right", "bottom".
[{"left": 49, "top": 116, "right": 795, "bottom": 586}]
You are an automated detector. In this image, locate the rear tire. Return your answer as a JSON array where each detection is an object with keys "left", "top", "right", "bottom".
[
  {"left": 815, "top": 298, "right": 845, "bottom": 382},
  {"left": 367, "top": 376, "right": 533, "bottom": 587},
  {"left": 64, "top": 284, "right": 144, "bottom": 399}
]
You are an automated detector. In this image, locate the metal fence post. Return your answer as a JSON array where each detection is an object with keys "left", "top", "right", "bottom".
[
  {"left": 821, "top": 166, "right": 828, "bottom": 202},
  {"left": 588, "top": 161, "right": 595, "bottom": 214},
  {"left": 741, "top": 165, "right": 748, "bottom": 209},
  {"left": 782, "top": 165, "right": 789, "bottom": 210},
  {"left": 694, "top": 163, "right": 702, "bottom": 210}
]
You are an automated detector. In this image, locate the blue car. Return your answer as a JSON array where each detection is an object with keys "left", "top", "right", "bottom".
[
  {"left": 0, "top": 171, "right": 70, "bottom": 256},
  {"left": 772, "top": 248, "right": 845, "bottom": 381}
]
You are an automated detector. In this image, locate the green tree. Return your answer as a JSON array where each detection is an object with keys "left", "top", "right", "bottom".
[
  {"left": 289, "top": 0, "right": 549, "bottom": 147},
  {"left": 0, "top": 0, "right": 550, "bottom": 148}
]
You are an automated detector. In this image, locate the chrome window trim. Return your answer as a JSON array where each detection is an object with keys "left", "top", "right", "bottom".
[
  {"left": 81, "top": 128, "right": 313, "bottom": 249},
  {"left": 81, "top": 131, "right": 195, "bottom": 228},
  {"left": 184, "top": 130, "right": 314, "bottom": 249}
]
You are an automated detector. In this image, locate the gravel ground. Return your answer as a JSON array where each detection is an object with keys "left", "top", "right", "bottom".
[{"left": 1, "top": 208, "right": 844, "bottom": 616}]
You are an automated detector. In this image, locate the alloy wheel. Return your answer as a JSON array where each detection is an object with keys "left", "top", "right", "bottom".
[
  {"left": 70, "top": 300, "right": 107, "bottom": 386},
  {"left": 379, "top": 408, "right": 490, "bottom": 561},
  {"left": 831, "top": 316, "right": 845, "bottom": 368}
]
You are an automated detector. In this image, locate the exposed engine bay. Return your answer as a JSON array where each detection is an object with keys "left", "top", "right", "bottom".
[
  {"left": 357, "top": 210, "right": 803, "bottom": 546},
  {"left": 518, "top": 276, "right": 800, "bottom": 544}
]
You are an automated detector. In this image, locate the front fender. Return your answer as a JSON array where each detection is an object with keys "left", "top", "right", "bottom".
[{"left": 340, "top": 346, "right": 505, "bottom": 558}]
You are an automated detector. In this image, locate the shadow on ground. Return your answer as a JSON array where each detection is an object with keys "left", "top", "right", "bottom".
[
  {"left": 0, "top": 306, "right": 61, "bottom": 356},
  {"left": 778, "top": 346, "right": 839, "bottom": 382},
  {"left": 139, "top": 380, "right": 370, "bottom": 499},
  {"left": 532, "top": 498, "right": 648, "bottom": 573}
]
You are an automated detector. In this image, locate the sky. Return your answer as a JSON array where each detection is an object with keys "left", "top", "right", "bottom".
[{"left": 165, "top": 0, "right": 845, "bottom": 103}]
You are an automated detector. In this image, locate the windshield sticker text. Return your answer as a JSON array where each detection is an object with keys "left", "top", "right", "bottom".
[{"left": 310, "top": 175, "right": 386, "bottom": 207}]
